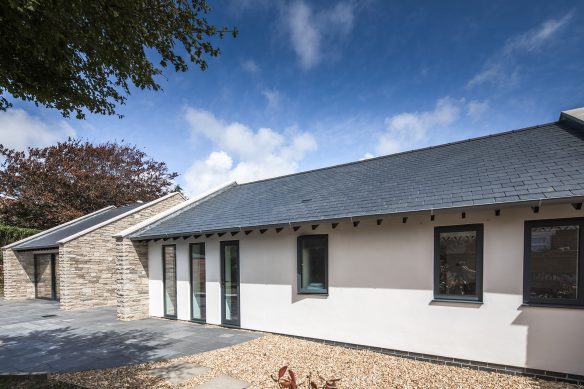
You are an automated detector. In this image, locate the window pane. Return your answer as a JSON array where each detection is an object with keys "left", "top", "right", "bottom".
[
  {"left": 300, "top": 236, "right": 327, "bottom": 291},
  {"left": 530, "top": 225, "right": 579, "bottom": 300},
  {"left": 223, "top": 242, "right": 239, "bottom": 322},
  {"left": 164, "top": 246, "right": 177, "bottom": 316},
  {"left": 439, "top": 231, "right": 478, "bottom": 296},
  {"left": 191, "top": 243, "right": 206, "bottom": 321}
]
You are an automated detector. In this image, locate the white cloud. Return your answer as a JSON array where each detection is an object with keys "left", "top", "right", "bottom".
[
  {"left": 240, "top": 58, "right": 260, "bottom": 74},
  {"left": 376, "top": 98, "right": 460, "bottom": 155},
  {"left": 466, "top": 100, "right": 490, "bottom": 120},
  {"left": 468, "top": 11, "right": 573, "bottom": 88},
  {"left": 184, "top": 108, "right": 317, "bottom": 195},
  {"left": 0, "top": 108, "right": 76, "bottom": 150},
  {"left": 503, "top": 11, "right": 574, "bottom": 55},
  {"left": 372, "top": 98, "right": 488, "bottom": 156},
  {"left": 261, "top": 88, "right": 281, "bottom": 109},
  {"left": 285, "top": 1, "right": 355, "bottom": 69}
]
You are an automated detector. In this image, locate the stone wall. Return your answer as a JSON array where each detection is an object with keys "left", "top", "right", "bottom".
[
  {"left": 116, "top": 238, "right": 149, "bottom": 320},
  {"left": 2, "top": 249, "right": 35, "bottom": 299},
  {"left": 59, "top": 193, "right": 184, "bottom": 310},
  {"left": 34, "top": 253, "right": 54, "bottom": 299}
]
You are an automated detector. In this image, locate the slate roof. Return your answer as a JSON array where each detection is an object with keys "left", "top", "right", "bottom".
[
  {"left": 131, "top": 120, "right": 584, "bottom": 239},
  {"left": 13, "top": 203, "right": 143, "bottom": 250}
]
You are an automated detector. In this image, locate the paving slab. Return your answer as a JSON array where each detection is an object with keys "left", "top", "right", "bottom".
[
  {"left": 150, "top": 361, "right": 209, "bottom": 385},
  {"left": 0, "top": 299, "right": 261, "bottom": 374},
  {"left": 195, "top": 374, "right": 250, "bottom": 389}
]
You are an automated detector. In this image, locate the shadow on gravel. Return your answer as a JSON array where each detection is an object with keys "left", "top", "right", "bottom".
[{"left": 0, "top": 326, "right": 176, "bottom": 374}]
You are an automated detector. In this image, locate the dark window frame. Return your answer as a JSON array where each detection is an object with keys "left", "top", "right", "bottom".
[
  {"left": 220, "top": 240, "right": 241, "bottom": 327},
  {"left": 162, "top": 244, "right": 178, "bottom": 319},
  {"left": 189, "top": 242, "right": 206, "bottom": 323},
  {"left": 434, "top": 224, "right": 484, "bottom": 302},
  {"left": 297, "top": 234, "right": 329, "bottom": 295},
  {"left": 523, "top": 218, "right": 584, "bottom": 307}
]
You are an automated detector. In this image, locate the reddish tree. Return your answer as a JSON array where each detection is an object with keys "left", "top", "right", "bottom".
[{"left": 0, "top": 139, "right": 178, "bottom": 229}]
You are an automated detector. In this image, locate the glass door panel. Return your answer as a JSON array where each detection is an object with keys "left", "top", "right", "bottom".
[
  {"left": 221, "top": 241, "right": 240, "bottom": 326},
  {"left": 163, "top": 245, "right": 177, "bottom": 318},
  {"left": 190, "top": 243, "right": 206, "bottom": 322}
]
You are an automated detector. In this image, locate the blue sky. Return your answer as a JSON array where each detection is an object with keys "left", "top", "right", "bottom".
[{"left": 1, "top": 0, "right": 583, "bottom": 195}]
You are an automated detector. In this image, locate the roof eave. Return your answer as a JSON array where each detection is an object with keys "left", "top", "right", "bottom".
[{"left": 129, "top": 194, "right": 584, "bottom": 241}]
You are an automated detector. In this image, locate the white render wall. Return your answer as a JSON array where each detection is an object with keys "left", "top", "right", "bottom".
[{"left": 147, "top": 203, "right": 584, "bottom": 375}]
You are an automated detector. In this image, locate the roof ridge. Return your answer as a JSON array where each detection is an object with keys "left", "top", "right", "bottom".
[{"left": 237, "top": 121, "right": 558, "bottom": 187}]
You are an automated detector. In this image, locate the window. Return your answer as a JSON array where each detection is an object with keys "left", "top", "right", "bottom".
[
  {"left": 221, "top": 241, "right": 240, "bottom": 326},
  {"left": 434, "top": 225, "right": 483, "bottom": 302},
  {"left": 190, "top": 243, "right": 206, "bottom": 322},
  {"left": 163, "top": 245, "right": 177, "bottom": 318},
  {"left": 524, "top": 218, "right": 584, "bottom": 307},
  {"left": 297, "top": 235, "right": 328, "bottom": 294}
]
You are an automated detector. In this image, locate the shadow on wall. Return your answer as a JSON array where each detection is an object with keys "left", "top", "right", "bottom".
[
  {"left": 512, "top": 307, "right": 584, "bottom": 375},
  {"left": 0, "top": 326, "right": 174, "bottom": 375}
]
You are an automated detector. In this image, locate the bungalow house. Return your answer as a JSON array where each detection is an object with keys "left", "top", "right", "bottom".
[
  {"left": 2, "top": 192, "right": 185, "bottom": 310},
  {"left": 116, "top": 107, "right": 584, "bottom": 381}
]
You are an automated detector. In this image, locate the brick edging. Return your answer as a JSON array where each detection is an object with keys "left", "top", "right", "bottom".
[{"left": 264, "top": 332, "right": 584, "bottom": 386}]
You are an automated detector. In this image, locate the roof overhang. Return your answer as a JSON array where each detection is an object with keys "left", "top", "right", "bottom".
[
  {"left": 12, "top": 246, "right": 59, "bottom": 253},
  {"left": 130, "top": 194, "right": 584, "bottom": 242}
]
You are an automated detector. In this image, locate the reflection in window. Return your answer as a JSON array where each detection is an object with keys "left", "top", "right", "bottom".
[
  {"left": 434, "top": 225, "right": 483, "bottom": 301},
  {"left": 163, "top": 245, "right": 177, "bottom": 317},
  {"left": 191, "top": 243, "right": 206, "bottom": 322},
  {"left": 529, "top": 224, "right": 579, "bottom": 301},
  {"left": 297, "top": 235, "right": 328, "bottom": 294}
]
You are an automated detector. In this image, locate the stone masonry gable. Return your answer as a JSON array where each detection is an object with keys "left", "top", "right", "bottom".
[{"left": 59, "top": 193, "right": 184, "bottom": 310}]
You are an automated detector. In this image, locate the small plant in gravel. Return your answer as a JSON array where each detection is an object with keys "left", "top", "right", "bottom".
[
  {"left": 272, "top": 366, "right": 301, "bottom": 388},
  {"left": 271, "top": 366, "right": 340, "bottom": 389}
]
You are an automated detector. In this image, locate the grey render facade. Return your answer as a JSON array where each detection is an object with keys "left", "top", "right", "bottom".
[
  {"left": 2, "top": 192, "right": 185, "bottom": 310},
  {"left": 114, "top": 108, "right": 584, "bottom": 379}
]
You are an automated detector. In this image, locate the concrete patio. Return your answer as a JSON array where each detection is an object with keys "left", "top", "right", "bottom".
[{"left": 0, "top": 299, "right": 261, "bottom": 374}]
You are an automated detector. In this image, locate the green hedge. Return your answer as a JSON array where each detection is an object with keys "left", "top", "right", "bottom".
[{"left": 0, "top": 224, "right": 40, "bottom": 297}]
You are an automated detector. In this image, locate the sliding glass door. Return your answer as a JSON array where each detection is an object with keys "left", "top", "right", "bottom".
[
  {"left": 190, "top": 243, "right": 206, "bottom": 322},
  {"left": 163, "top": 245, "right": 177, "bottom": 318},
  {"left": 221, "top": 241, "right": 240, "bottom": 327}
]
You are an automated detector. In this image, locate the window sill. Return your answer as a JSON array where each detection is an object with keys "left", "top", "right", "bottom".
[
  {"left": 430, "top": 299, "right": 483, "bottom": 306},
  {"left": 297, "top": 290, "right": 328, "bottom": 296},
  {"left": 520, "top": 303, "right": 584, "bottom": 310}
]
